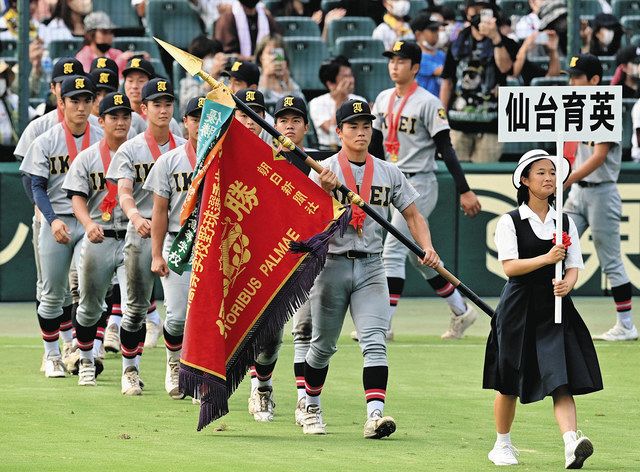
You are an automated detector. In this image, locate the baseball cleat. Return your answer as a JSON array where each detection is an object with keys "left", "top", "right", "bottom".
[
  {"left": 441, "top": 303, "right": 478, "bottom": 339},
  {"left": 592, "top": 323, "right": 638, "bottom": 341},
  {"left": 295, "top": 398, "right": 306, "bottom": 426},
  {"left": 350, "top": 330, "right": 359, "bottom": 341},
  {"left": 65, "top": 348, "right": 81, "bottom": 375},
  {"left": 121, "top": 366, "right": 142, "bottom": 396},
  {"left": 488, "top": 443, "right": 519, "bottom": 466},
  {"left": 78, "top": 358, "right": 96, "bottom": 386},
  {"left": 363, "top": 410, "right": 396, "bottom": 439},
  {"left": 252, "top": 387, "right": 276, "bottom": 422},
  {"left": 69, "top": 353, "right": 104, "bottom": 377},
  {"left": 144, "top": 319, "right": 162, "bottom": 349},
  {"left": 565, "top": 432, "right": 593, "bottom": 469},
  {"left": 61, "top": 341, "right": 77, "bottom": 370},
  {"left": 248, "top": 388, "right": 259, "bottom": 415},
  {"left": 104, "top": 324, "right": 120, "bottom": 353},
  {"left": 165, "top": 358, "right": 185, "bottom": 400},
  {"left": 302, "top": 405, "right": 326, "bottom": 435},
  {"left": 40, "top": 352, "right": 46, "bottom": 372},
  {"left": 44, "top": 354, "right": 66, "bottom": 378}
]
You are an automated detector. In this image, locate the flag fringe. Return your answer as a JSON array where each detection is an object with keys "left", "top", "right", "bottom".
[{"left": 179, "top": 364, "right": 228, "bottom": 431}]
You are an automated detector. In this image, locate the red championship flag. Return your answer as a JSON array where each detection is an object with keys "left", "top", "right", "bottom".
[{"left": 179, "top": 118, "right": 345, "bottom": 430}]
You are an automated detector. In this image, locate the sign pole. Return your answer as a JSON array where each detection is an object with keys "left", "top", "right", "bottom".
[{"left": 555, "top": 137, "right": 564, "bottom": 324}]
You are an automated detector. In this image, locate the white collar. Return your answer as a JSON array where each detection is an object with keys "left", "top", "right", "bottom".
[{"left": 518, "top": 204, "right": 556, "bottom": 224}]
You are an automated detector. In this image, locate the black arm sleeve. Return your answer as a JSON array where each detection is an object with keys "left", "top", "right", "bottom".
[
  {"left": 433, "top": 129, "right": 471, "bottom": 194},
  {"left": 368, "top": 128, "right": 386, "bottom": 161},
  {"left": 21, "top": 173, "right": 35, "bottom": 205}
]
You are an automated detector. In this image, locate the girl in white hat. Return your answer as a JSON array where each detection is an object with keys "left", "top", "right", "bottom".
[{"left": 483, "top": 150, "right": 602, "bottom": 469}]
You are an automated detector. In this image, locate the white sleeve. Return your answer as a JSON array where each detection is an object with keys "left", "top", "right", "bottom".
[
  {"left": 495, "top": 214, "right": 518, "bottom": 261},
  {"left": 632, "top": 99, "right": 640, "bottom": 130},
  {"left": 564, "top": 216, "right": 584, "bottom": 270},
  {"left": 309, "top": 97, "right": 331, "bottom": 130}
]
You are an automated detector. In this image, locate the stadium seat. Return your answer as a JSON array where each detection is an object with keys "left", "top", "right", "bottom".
[
  {"left": 326, "top": 17, "right": 376, "bottom": 53},
  {"left": 275, "top": 16, "right": 321, "bottom": 37},
  {"left": 172, "top": 61, "right": 186, "bottom": 92},
  {"left": 528, "top": 56, "right": 550, "bottom": 70},
  {"left": 112, "top": 36, "right": 162, "bottom": 58},
  {"left": 149, "top": 57, "right": 168, "bottom": 79},
  {"left": 48, "top": 38, "right": 83, "bottom": 60},
  {"left": 576, "top": 0, "right": 603, "bottom": 15},
  {"left": 321, "top": 0, "right": 343, "bottom": 12},
  {"left": 334, "top": 36, "right": 385, "bottom": 60},
  {"left": 629, "top": 34, "right": 640, "bottom": 45},
  {"left": 612, "top": 0, "right": 640, "bottom": 17},
  {"left": 409, "top": 0, "right": 429, "bottom": 18},
  {"left": 145, "top": 0, "right": 204, "bottom": 50},
  {"left": 621, "top": 15, "right": 640, "bottom": 33},
  {"left": 263, "top": 0, "right": 280, "bottom": 13},
  {"left": 530, "top": 76, "right": 568, "bottom": 86},
  {"left": 439, "top": 0, "right": 465, "bottom": 19},
  {"left": 497, "top": 0, "right": 530, "bottom": 19},
  {"left": 93, "top": 0, "right": 143, "bottom": 33},
  {"left": 283, "top": 36, "right": 329, "bottom": 90},
  {"left": 506, "top": 76, "right": 522, "bottom": 86},
  {"left": 0, "top": 39, "right": 17, "bottom": 60},
  {"left": 350, "top": 58, "right": 393, "bottom": 102},
  {"left": 598, "top": 56, "right": 617, "bottom": 76}
]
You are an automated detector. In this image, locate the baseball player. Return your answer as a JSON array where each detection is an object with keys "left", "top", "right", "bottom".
[
  {"left": 371, "top": 40, "right": 481, "bottom": 340},
  {"left": 88, "top": 67, "right": 119, "bottom": 117},
  {"left": 20, "top": 75, "right": 103, "bottom": 378},
  {"left": 62, "top": 92, "right": 133, "bottom": 386},
  {"left": 106, "top": 78, "right": 186, "bottom": 395},
  {"left": 90, "top": 56, "right": 119, "bottom": 76},
  {"left": 301, "top": 99, "right": 441, "bottom": 438},
  {"left": 143, "top": 96, "right": 204, "bottom": 400},
  {"left": 564, "top": 54, "right": 637, "bottom": 341}
]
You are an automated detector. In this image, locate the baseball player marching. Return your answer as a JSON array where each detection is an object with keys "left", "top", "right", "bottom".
[
  {"left": 107, "top": 78, "right": 186, "bottom": 395},
  {"left": 62, "top": 92, "right": 133, "bottom": 386},
  {"left": 301, "top": 99, "right": 441, "bottom": 438},
  {"left": 20, "top": 76, "right": 103, "bottom": 378},
  {"left": 144, "top": 96, "right": 204, "bottom": 400},
  {"left": 372, "top": 40, "right": 482, "bottom": 340}
]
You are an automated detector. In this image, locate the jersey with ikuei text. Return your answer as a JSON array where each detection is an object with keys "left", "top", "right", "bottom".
[
  {"left": 311, "top": 154, "right": 419, "bottom": 254},
  {"left": 372, "top": 86, "right": 449, "bottom": 174},
  {"left": 63, "top": 140, "right": 127, "bottom": 230},
  {"left": 106, "top": 131, "right": 186, "bottom": 219},
  {"left": 20, "top": 122, "right": 104, "bottom": 215},
  {"left": 143, "top": 143, "right": 195, "bottom": 233}
]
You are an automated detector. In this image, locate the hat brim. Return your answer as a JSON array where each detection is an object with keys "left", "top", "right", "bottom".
[
  {"left": 339, "top": 113, "right": 376, "bottom": 124},
  {"left": 274, "top": 107, "right": 307, "bottom": 120},
  {"left": 62, "top": 89, "right": 95, "bottom": 98},
  {"left": 122, "top": 67, "right": 153, "bottom": 78},
  {"left": 100, "top": 104, "right": 133, "bottom": 116},
  {"left": 512, "top": 154, "right": 571, "bottom": 189},
  {"left": 143, "top": 92, "right": 175, "bottom": 101},
  {"left": 383, "top": 51, "right": 411, "bottom": 59},
  {"left": 95, "top": 84, "right": 117, "bottom": 92},
  {"left": 185, "top": 108, "right": 203, "bottom": 118}
]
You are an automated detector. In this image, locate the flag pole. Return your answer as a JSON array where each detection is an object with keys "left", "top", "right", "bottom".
[
  {"left": 154, "top": 37, "right": 495, "bottom": 318},
  {"left": 555, "top": 137, "right": 564, "bottom": 324}
]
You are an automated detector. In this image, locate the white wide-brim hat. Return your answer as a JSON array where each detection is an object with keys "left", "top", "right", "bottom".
[{"left": 512, "top": 149, "right": 571, "bottom": 189}]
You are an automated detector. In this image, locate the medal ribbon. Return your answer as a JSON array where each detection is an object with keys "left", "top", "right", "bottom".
[
  {"left": 98, "top": 139, "right": 118, "bottom": 219},
  {"left": 185, "top": 140, "right": 197, "bottom": 169},
  {"left": 62, "top": 120, "right": 91, "bottom": 164},
  {"left": 337, "top": 150, "right": 374, "bottom": 235},
  {"left": 384, "top": 81, "right": 418, "bottom": 161},
  {"left": 57, "top": 107, "right": 64, "bottom": 123},
  {"left": 144, "top": 128, "right": 176, "bottom": 160}
]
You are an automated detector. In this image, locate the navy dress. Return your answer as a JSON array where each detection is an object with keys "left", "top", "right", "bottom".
[{"left": 483, "top": 210, "right": 603, "bottom": 403}]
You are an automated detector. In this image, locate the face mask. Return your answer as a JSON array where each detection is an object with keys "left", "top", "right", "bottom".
[
  {"left": 421, "top": 40, "right": 435, "bottom": 51},
  {"left": 389, "top": 0, "right": 410, "bottom": 18},
  {"left": 203, "top": 56, "right": 216, "bottom": 72},
  {"left": 0, "top": 78, "right": 6, "bottom": 97},
  {"left": 95, "top": 42, "right": 111, "bottom": 53},
  {"left": 240, "top": 0, "right": 259, "bottom": 8},
  {"left": 437, "top": 30, "right": 449, "bottom": 49},
  {"left": 599, "top": 28, "right": 615, "bottom": 46}
]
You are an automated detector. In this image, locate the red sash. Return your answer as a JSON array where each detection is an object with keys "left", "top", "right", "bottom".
[
  {"left": 144, "top": 128, "right": 176, "bottom": 160},
  {"left": 563, "top": 142, "right": 578, "bottom": 166},
  {"left": 98, "top": 139, "right": 118, "bottom": 222},
  {"left": 185, "top": 141, "right": 197, "bottom": 169},
  {"left": 384, "top": 81, "right": 418, "bottom": 162},
  {"left": 62, "top": 120, "right": 91, "bottom": 164},
  {"left": 57, "top": 107, "right": 64, "bottom": 123},
  {"left": 337, "top": 150, "right": 374, "bottom": 236}
]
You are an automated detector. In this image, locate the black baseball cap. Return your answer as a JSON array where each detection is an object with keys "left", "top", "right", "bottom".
[
  {"left": 122, "top": 57, "right": 155, "bottom": 79},
  {"left": 410, "top": 14, "right": 442, "bottom": 32},
  {"left": 99, "top": 92, "right": 133, "bottom": 116},
  {"left": 236, "top": 88, "right": 266, "bottom": 111},
  {"left": 61, "top": 75, "right": 95, "bottom": 98},
  {"left": 567, "top": 54, "right": 603, "bottom": 80},
  {"left": 336, "top": 99, "right": 376, "bottom": 125},
  {"left": 383, "top": 40, "right": 422, "bottom": 65},
  {"left": 90, "top": 56, "right": 119, "bottom": 75},
  {"left": 89, "top": 68, "right": 119, "bottom": 92},
  {"left": 274, "top": 95, "right": 308, "bottom": 123},
  {"left": 222, "top": 60, "right": 260, "bottom": 87},
  {"left": 184, "top": 96, "right": 206, "bottom": 117},
  {"left": 52, "top": 57, "right": 84, "bottom": 83},
  {"left": 142, "top": 78, "right": 174, "bottom": 101}
]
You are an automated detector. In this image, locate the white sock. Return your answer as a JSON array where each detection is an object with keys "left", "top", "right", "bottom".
[
  {"left": 563, "top": 431, "right": 577, "bottom": 447},
  {"left": 166, "top": 347, "right": 181, "bottom": 362},
  {"left": 297, "top": 388, "right": 306, "bottom": 402},
  {"left": 257, "top": 378, "right": 272, "bottom": 390},
  {"left": 43, "top": 340, "right": 60, "bottom": 357},
  {"left": 92, "top": 339, "right": 102, "bottom": 357},
  {"left": 446, "top": 290, "right": 467, "bottom": 316},
  {"left": 147, "top": 309, "right": 161, "bottom": 325},
  {"left": 108, "top": 315, "right": 122, "bottom": 328},
  {"left": 250, "top": 366, "right": 258, "bottom": 390},
  {"left": 60, "top": 329, "right": 73, "bottom": 343},
  {"left": 80, "top": 349, "right": 93, "bottom": 362},
  {"left": 122, "top": 356, "right": 136, "bottom": 373},
  {"left": 617, "top": 310, "right": 633, "bottom": 330},
  {"left": 134, "top": 354, "right": 141, "bottom": 369},
  {"left": 306, "top": 395, "right": 321, "bottom": 409},
  {"left": 496, "top": 432, "right": 511, "bottom": 445},
  {"left": 367, "top": 400, "right": 384, "bottom": 417}
]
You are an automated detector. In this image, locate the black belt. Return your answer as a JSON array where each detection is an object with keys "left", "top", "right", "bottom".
[
  {"left": 577, "top": 180, "right": 612, "bottom": 187},
  {"left": 329, "top": 251, "right": 380, "bottom": 259},
  {"left": 103, "top": 229, "right": 126, "bottom": 240},
  {"left": 403, "top": 172, "right": 416, "bottom": 178}
]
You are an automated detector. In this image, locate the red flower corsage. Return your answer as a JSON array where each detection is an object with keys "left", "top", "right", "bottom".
[{"left": 556, "top": 231, "right": 572, "bottom": 249}]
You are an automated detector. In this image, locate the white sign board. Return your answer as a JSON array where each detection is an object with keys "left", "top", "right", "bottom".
[{"left": 498, "top": 86, "right": 622, "bottom": 143}]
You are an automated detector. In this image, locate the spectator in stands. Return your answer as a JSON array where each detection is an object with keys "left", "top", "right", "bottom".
[
  {"left": 514, "top": 0, "right": 541, "bottom": 41},
  {"left": 76, "top": 12, "right": 138, "bottom": 79},
  {"left": 255, "top": 35, "right": 302, "bottom": 102},
  {"left": 38, "top": 0, "right": 91, "bottom": 45},
  {"left": 373, "top": 0, "right": 415, "bottom": 51},
  {"left": 439, "top": 5, "right": 465, "bottom": 46},
  {"left": 214, "top": 0, "right": 279, "bottom": 60},
  {"left": 411, "top": 14, "right": 446, "bottom": 97},
  {"left": 191, "top": 0, "right": 233, "bottom": 31},
  {"left": 537, "top": 0, "right": 567, "bottom": 56},
  {"left": 0, "top": 61, "right": 35, "bottom": 157},
  {"left": 581, "top": 13, "right": 623, "bottom": 57},
  {"left": 440, "top": 0, "right": 518, "bottom": 163},
  {"left": 0, "top": 0, "right": 41, "bottom": 41},
  {"left": 269, "top": 0, "right": 322, "bottom": 18},
  {"left": 632, "top": 97, "right": 640, "bottom": 162},
  {"left": 180, "top": 35, "right": 226, "bottom": 116},
  {"left": 611, "top": 46, "right": 640, "bottom": 99},
  {"left": 512, "top": 29, "right": 561, "bottom": 84},
  {"left": 308, "top": 56, "right": 366, "bottom": 151}
]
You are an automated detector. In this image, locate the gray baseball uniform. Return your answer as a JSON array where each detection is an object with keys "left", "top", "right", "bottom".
[
  {"left": 143, "top": 142, "right": 195, "bottom": 336},
  {"left": 63, "top": 140, "right": 128, "bottom": 329},
  {"left": 131, "top": 111, "right": 184, "bottom": 138},
  {"left": 305, "top": 154, "right": 419, "bottom": 369},
  {"left": 106, "top": 131, "right": 186, "bottom": 332},
  {"left": 20, "top": 122, "right": 103, "bottom": 319},
  {"left": 372, "top": 86, "right": 449, "bottom": 280},
  {"left": 564, "top": 141, "right": 629, "bottom": 287}
]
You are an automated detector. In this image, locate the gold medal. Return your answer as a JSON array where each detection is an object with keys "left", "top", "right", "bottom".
[
  {"left": 101, "top": 212, "right": 111, "bottom": 222},
  {"left": 357, "top": 226, "right": 363, "bottom": 238},
  {"left": 390, "top": 153, "right": 398, "bottom": 163}
]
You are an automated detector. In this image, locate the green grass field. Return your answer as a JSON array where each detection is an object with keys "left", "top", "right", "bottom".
[{"left": 1, "top": 298, "right": 639, "bottom": 471}]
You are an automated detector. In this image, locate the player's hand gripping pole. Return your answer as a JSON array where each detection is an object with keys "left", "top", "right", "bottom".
[{"left": 155, "top": 37, "right": 495, "bottom": 318}]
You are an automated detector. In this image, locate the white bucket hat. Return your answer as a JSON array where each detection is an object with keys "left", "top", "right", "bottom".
[{"left": 512, "top": 149, "right": 571, "bottom": 189}]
